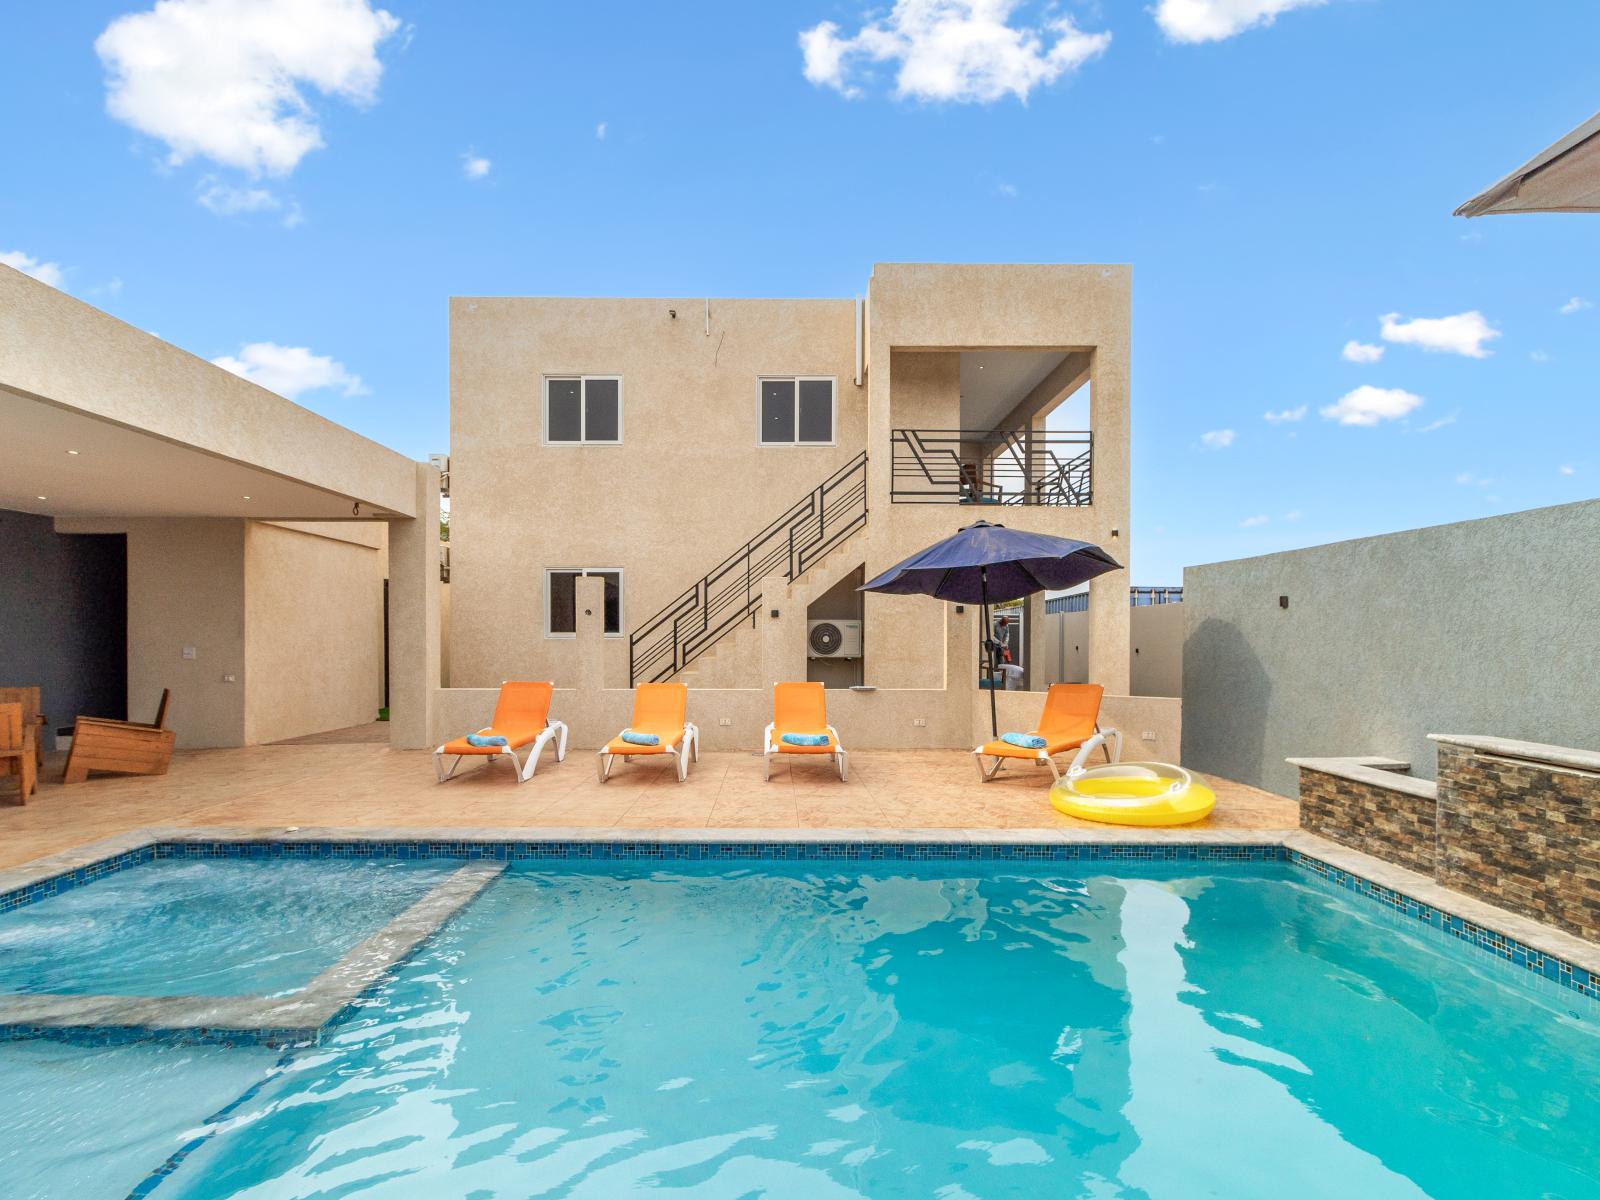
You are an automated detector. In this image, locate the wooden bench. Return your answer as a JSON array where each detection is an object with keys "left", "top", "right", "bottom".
[
  {"left": 62, "top": 689, "right": 175, "bottom": 784},
  {"left": 0, "top": 702, "right": 36, "bottom": 802}
]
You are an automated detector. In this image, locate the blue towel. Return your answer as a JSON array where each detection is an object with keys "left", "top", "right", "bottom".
[
  {"left": 466, "top": 733, "right": 509, "bottom": 748},
  {"left": 782, "top": 732, "right": 830, "bottom": 747},
  {"left": 621, "top": 729, "right": 660, "bottom": 746},
  {"left": 1001, "top": 732, "right": 1047, "bottom": 750}
]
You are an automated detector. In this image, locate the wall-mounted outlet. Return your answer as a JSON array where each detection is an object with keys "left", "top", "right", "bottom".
[
  {"left": 182, "top": 646, "right": 197, "bottom": 660},
  {"left": 222, "top": 674, "right": 236, "bottom": 683},
  {"left": 912, "top": 717, "right": 927, "bottom": 727},
  {"left": 718, "top": 717, "right": 732, "bottom": 727},
  {"left": 1141, "top": 730, "right": 1158, "bottom": 742}
]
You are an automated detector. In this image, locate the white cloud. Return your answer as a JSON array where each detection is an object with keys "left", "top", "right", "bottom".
[
  {"left": 596, "top": 121, "right": 607, "bottom": 140},
  {"left": 461, "top": 152, "right": 491, "bottom": 180},
  {"left": 1320, "top": 385, "right": 1423, "bottom": 427},
  {"left": 0, "top": 249, "right": 66, "bottom": 289},
  {"left": 1341, "top": 339, "right": 1383, "bottom": 364},
  {"left": 1153, "top": 0, "right": 1327, "bottom": 43},
  {"left": 1417, "top": 411, "right": 1457, "bottom": 433},
  {"left": 197, "top": 178, "right": 282, "bottom": 215},
  {"left": 1284, "top": 509, "right": 1303, "bottom": 522},
  {"left": 1240, "top": 514, "right": 1269, "bottom": 528},
  {"left": 212, "top": 341, "right": 367, "bottom": 400},
  {"left": 799, "top": 0, "right": 1111, "bottom": 103},
  {"left": 1529, "top": 349, "right": 1550, "bottom": 364},
  {"left": 1559, "top": 296, "right": 1592, "bottom": 315},
  {"left": 1559, "top": 464, "right": 1575, "bottom": 476},
  {"left": 95, "top": 0, "right": 400, "bottom": 176},
  {"left": 1262, "top": 405, "right": 1306, "bottom": 423},
  {"left": 1379, "top": 310, "right": 1499, "bottom": 358},
  {"left": 995, "top": 181, "right": 1018, "bottom": 198},
  {"left": 1200, "top": 428, "right": 1235, "bottom": 448}
]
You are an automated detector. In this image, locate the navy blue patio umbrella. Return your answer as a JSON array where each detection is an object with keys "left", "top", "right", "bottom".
[{"left": 859, "top": 520, "right": 1121, "bottom": 738}]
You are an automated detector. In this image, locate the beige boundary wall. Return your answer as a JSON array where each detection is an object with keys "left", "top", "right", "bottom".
[
  {"left": 431, "top": 577, "right": 1179, "bottom": 760},
  {"left": 243, "top": 522, "right": 386, "bottom": 745}
]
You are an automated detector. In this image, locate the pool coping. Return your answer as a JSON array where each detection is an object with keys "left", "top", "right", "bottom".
[
  {"left": 0, "top": 861, "right": 503, "bottom": 1046},
  {"left": 1, "top": 825, "right": 1596, "bottom": 1010}
]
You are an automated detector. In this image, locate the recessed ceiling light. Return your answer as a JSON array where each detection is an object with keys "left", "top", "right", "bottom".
[
  {"left": 66, "top": 449, "right": 80, "bottom": 455},
  {"left": 242, "top": 495, "right": 252, "bottom": 501},
  {"left": 36, "top": 495, "right": 47, "bottom": 501}
]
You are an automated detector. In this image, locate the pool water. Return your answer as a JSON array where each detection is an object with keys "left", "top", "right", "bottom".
[
  {"left": 131, "top": 860, "right": 1600, "bottom": 1200},
  {"left": 0, "top": 858, "right": 454, "bottom": 996}
]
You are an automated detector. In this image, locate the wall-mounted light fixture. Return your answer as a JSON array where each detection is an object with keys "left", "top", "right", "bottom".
[
  {"left": 1278, "top": 595, "right": 1289, "bottom": 609},
  {"left": 1110, "top": 528, "right": 1120, "bottom": 538},
  {"left": 770, "top": 608, "right": 780, "bottom": 620}
]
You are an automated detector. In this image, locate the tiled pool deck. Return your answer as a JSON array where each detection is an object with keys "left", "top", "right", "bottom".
[{"left": 0, "top": 744, "right": 1295, "bottom": 870}]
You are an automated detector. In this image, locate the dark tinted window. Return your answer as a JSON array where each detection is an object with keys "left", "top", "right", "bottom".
[
  {"left": 798, "top": 379, "right": 833, "bottom": 442},
  {"left": 547, "top": 570, "right": 580, "bottom": 633},
  {"left": 598, "top": 571, "right": 621, "bottom": 634},
  {"left": 761, "top": 379, "right": 796, "bottom": 443},
  {"left": 546, "top": 379, "right": 582, "bottom": 442},
  {"left": 584, "top": 378, "right": 620, "bottom": 442}
]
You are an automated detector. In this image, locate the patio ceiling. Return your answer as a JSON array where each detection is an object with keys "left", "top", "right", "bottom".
[
  {"left": 959, "top": 350, "right": 1070, "bottom": 430},
  {"left": 0, "top": 385, "right": 395, "bottom": 521},
  {"left": 1455, "top": 111, "right": 1600, "bottom": 217}
]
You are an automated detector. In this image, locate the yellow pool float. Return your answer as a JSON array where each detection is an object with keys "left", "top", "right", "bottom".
[{"left": 1050, "top": 762, "right": 1216, "bottom": 827}]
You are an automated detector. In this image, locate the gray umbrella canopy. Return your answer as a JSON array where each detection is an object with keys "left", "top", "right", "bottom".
[
  {"left": 860, "top": 521, "right": 1121, "bottom": 736},
  {"left": 1456, "top": 111, "right": 1600, "bottom": 217}
]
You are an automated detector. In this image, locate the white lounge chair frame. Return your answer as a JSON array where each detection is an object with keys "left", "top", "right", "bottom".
[
  {"left": 973, "top": 725, "right": 1122, "bottom": 784},
  {"left": 434, "top": 720, "right": 569, "bottom": 784},
  {"left": 764, "top": 724, "right": 848, "bottom": 782},
  {"left": 597, "top": 723, "right": 701, "bottom": 783}
]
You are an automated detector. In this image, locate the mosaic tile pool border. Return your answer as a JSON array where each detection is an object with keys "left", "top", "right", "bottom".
[{"left": 1, "top": 836, "right": 1594, "bottom": 1006}]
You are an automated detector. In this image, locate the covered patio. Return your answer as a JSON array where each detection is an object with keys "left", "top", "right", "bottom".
[{"left": 0, "top": 742, "right": 1295, "bottom": 871}]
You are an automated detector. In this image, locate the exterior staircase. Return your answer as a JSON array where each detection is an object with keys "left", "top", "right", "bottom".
[{"left": 628, "top": 452, "right": 867, "bottom": 686}]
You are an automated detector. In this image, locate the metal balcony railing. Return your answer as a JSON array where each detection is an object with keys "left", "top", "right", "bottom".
[{"left": 890, "top": 428, "right": 1092, "bottom": 505}]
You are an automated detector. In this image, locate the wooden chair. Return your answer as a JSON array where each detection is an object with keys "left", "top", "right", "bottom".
[
  {"left": 62, "top": 689, "right": 175, "bottom": 784},
  {"left": 0, "top": 702, "right": 37, "bottom": 802},
  {"left": 0, "top": 687, "right": 47, "bottom": 768}
]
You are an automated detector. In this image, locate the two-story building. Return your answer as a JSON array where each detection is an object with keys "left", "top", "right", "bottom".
[{"left": 446, "top": 263, "right": 1131, "bottom": 724}]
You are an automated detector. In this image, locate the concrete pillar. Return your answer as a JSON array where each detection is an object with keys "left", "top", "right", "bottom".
[
  {"left": 574, "top": 574, "right": 607, "bottom": 690},
  {"left": 1087, "top": 569, "right": 1131, "bottom": 694},
  {"left": 388, "top": 463, "right": 441, "bottom": 749}
]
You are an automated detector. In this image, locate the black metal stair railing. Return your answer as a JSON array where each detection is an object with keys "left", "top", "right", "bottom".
[
  {"left": 628, "top": 452, "right": 868, "bottom": 686},
  {"left": 890, "top": 428, "right": 1091, "bottom": 505}
]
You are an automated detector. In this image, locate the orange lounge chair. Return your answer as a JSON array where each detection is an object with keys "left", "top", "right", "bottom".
[
  {"left": 763, "top": 681, "right": 847, "bottom": 781},
  {"left": 973, "top": 683, "right": 1122, "bottom": 783},
  {"left": 597, "top": 682, "right": 699, "bottom": 782},
  {"left": 434, "top": 681, "right": 568, "bottom": 783}
]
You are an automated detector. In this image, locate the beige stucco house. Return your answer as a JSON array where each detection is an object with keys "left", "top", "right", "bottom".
[{"left": 443, "top": 263, "right": 1149, "bottom": 750}]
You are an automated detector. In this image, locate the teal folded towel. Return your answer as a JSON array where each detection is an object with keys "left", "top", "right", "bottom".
[
  {"left": 621, "top": 729, "right": 659, "bottom": 746},
  {"left": 1001, "top": 732, "right": 1047, "bottom": 749},
  {"left": 782, "top": 732, "right": 830, "bottom": 747},
  {"left": 466, "top": 733, "right": 509, "bottom": 748}
]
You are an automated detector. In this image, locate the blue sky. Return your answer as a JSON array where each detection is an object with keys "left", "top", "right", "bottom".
[{"left": 3, "top": 0, "right": 1596, "bottom": 583}]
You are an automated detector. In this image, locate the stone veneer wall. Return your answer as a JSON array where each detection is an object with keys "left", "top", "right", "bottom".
[
  {"left": 1299, "top": 768, "right": 1436, "bottom": 876},
  {"left": 1436, "top": 743, "right": 1600, "bottom": 943}
]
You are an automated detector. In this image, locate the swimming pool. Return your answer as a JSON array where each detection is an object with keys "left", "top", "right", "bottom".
[{"left": 3, "top": 847, "right": 1597, "bottom": 1199}]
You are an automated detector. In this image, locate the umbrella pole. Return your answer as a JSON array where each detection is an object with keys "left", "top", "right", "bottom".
[{"left": 981, "top": 569, "right": 997, "bottom": 739}]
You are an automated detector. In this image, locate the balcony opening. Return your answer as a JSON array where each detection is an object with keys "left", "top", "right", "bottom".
[{"left": 890, "top": 348, "right": 1092, "bottom": 506}]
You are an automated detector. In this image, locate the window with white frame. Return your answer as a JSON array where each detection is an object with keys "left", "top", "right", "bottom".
[
  {"left": 545, "top": 569, "right": 622, "bottom": 637},
  {"left": 758, "top": 377, "right": 834, "bottom": 445},
  {"left": 545, "top": 376, "right": 622, "bottom": 444}
]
